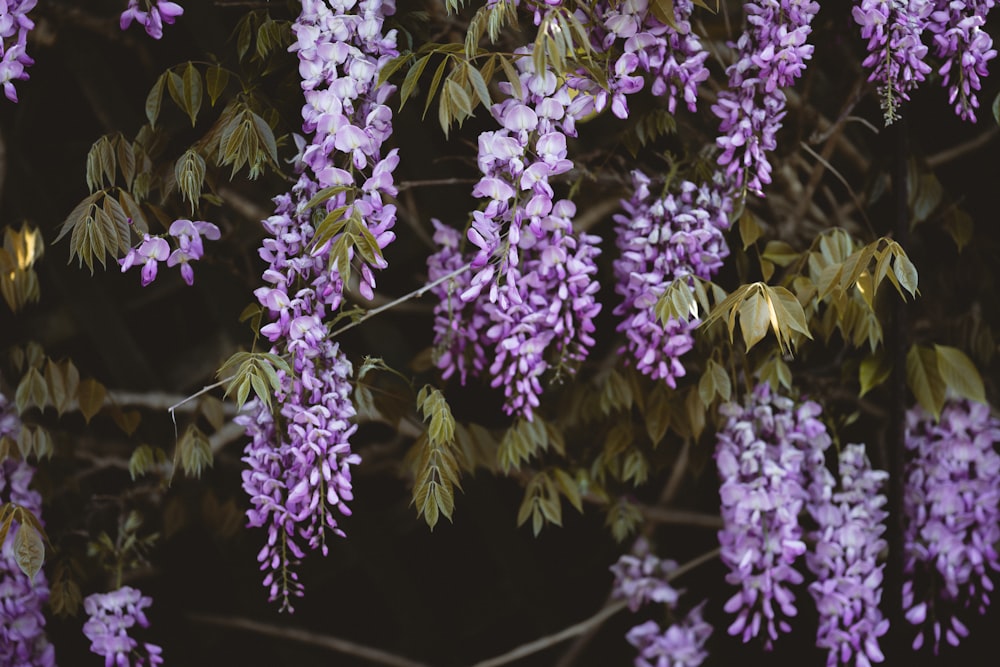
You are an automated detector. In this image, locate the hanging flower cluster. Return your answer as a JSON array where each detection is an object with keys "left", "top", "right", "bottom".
[
  {"left": 853, "top": 0, "right": 934, "bottom": 124},
  {"left": 926, "top": 0, "right": 997, "bottom": 121},
  {"left": 119, "top": 1, "right": 184, "bottom": 40},
  {"left": 119, "top": 220, "right": 220, "bottom": 287},
  {"left": 596, "top": 0, "right": 711, "bottom": 118},
  {"left": 0, "top": 0, "right": 35, "bottom": 103},
  {"left": 902, "top": 399, "right": 1000, "bottom": 653},
  {"left": 611, "top": 540, "right": 712, "bottom": 667},
  {"left": 431, "top": 38, "right": 602, "bottom": 420},
  {"left": 82, "top": 586, "right": 163, "bottom": 667},
  {"left": 0, "top": 389, "right": 56, "bottom": 667},
  {"left": 715, "top": 382, "right": 831, "bottom": 648},
  {"left": 613, "top": 171, "right": 730, "bottom": 386},
  {"left": 239, "top": 0, "right": 398, "bottom": 611},
  {"left": 713, "top": 0, "right": 820, "bottom": 196},
  {"left": 806, "top": 443, "right": 890, "bottom": 666}
]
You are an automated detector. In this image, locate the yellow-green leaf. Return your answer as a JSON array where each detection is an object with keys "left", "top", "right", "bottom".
[
  {"left": 906, "top": 345, "right": 945, "bottom": 420},
  {"left": 77, "top": 378, "right": 106, "bottom": 424},
  {"left": 13, "top": 523, "right": 44, "bottom": 582},
  {"left": 934, "top": 344, "right": 986, "bottom": 404}
]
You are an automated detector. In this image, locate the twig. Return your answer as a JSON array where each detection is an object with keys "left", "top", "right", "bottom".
[
  {"left": 469, "top": 547, "right": 720, "bottom": 667},
  {"left": 637, "top": 507, "right": 724, "bottom": 529},
  {"left": 187, "top": 613, "right": 432, "bottom": 667},
  {"left": 329, "top": 263, "right": 471, "bottom": 338},
  {"left": 108, "top": 389, "right": 239, "bottom": 416},
  {"left": 397, "top": 177, "right": 479, "bottom": 190},
  {"left": 926, "top": 125, "right": 998, "bottom": 168},
  {"left": 167, "top": 379, "right": 229, "bottom": 416}
]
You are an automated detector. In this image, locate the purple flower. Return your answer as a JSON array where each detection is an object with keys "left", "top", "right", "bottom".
[
  {"left": 902, "top": 399, "right": 1000, "bottom": 653},
  {"left": 119, "top": 235, "right": 169, "bottom": 287},
  {"left": 712, "top": 0, "right": 819, "bottom": 195},
  {"left": 0, "top": 0, "right": 36, "bottom": 102},
  {"left": 613, "top": 171, "right": 731, "bottom": 386},
  {"left": 611, "top": 539, "right": 681, "bottom": 612},
  {"left": 853, "top": 0, "right": 934, "bottom": 124},
  {"left": 120, "top": 1, "right": 183, "bottom": 40},
  {"left": 715, "top": 383, "right": 831, "bottom": 648},
  {"left": 925, "top": 0, "right": 997, "bottom": 121},
  {"left": 806, "top": 443, "right": 889, "bottom": 666},
  {"left": 82, "top": 587, "right": 162, "bottom": 667},
  {"left": 0, "top": 411, "right": 56, "bottom": 667},
  {"left": 625, "top": 603, "right": 712, "bottom": 667}
]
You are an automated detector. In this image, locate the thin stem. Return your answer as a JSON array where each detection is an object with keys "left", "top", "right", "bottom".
[{"left": 469, "top": 547, "right": 720, "bottom": 667}]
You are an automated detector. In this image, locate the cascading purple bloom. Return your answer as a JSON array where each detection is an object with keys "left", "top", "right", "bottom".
[
  {"left": 807, "top": 443, "right": 889, "bottom": 667},
  {"left": 925, "top": 0, "right": 997, "bottom": 121},
  {"left": 715, "top": 383, "right": 831, "bottom": 648},
  {"left": 0, "top": 388, "right": 56, "bottom": 667},
  {"left": 853, "top": 0, "right": 934, "bottom": 125},
  {"left": 82, "top": 587, "right": 162, "bottom": 667},
  {"left": 238, "top": 0, "right": 398, "bottom": 611},
  {"left": 431, "top": 35, "right": 602, "bottom": 419},
  {"left": 713, "top": 0, "right": 820, "bottom": 196},
  {"left": 119, "top": 221, "right": 220, "bottom": 287},
  {"left": 902, "top": 399, "right": 1000, "bottom": 653},
  {"left": 0, "top": 0, "right": 36, "bottom": 102},
  {"left": 613, "top": 171, "right": 730, "bottom": 386},
  {"left": 120, "top": 1, "right": 183, "bottom": 40}
]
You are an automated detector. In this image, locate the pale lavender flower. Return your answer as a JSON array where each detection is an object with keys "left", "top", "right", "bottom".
[
  {"left": 853, "top": 0, "right": 934, "bottom": 124},
  {"left": 715, "top": 383, "right": 831, "bottom": 648},
  {"left": 120, "top": 1, "right": 183, "bottom": 40},
  {"left": 625, "top": 603, "right": 712, "bottom": 667},
  {"left": 807, "top": 443, "right": 889, "bottom": 666},
  {"left": 82, "top": 587, "right": 162, "bottom": 667},
  {"left": 713, "top": 0, "right": 820, "bottom": 195},
  {"left": 925, "top": 0, "right": 997, "bottom": 121},
  {"left": 0, "top": 0, "right": 36, "bottom": 102},
  {"left": 613, "top": 171, "right": 730, "bottom": 386},
  {"left": 611, "top": 539, "right": 681, "bottom": 612},
  {"left": 902, "top": 399, "right": 1000, "bottom": 653}
]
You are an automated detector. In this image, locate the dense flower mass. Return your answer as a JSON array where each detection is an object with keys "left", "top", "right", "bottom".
[
  {"left": 926, "top": 0, "right": 997, "bottom": 121},
  {"left": 82, "top": 587, "right": 162, "bottom": 667},
  {"left": 625, "top": 604, "right": 712, "bottom": 667},
  {"left": 713, "top": 0, "right": 820, "bottom": 195},
  {"left": 613, "top": 171, "right": 730, "bottom": 386},
  {"left": 807, "top": 443, "right": 889, "bottom": 666},
  {"left": 853, "top": 0, "right": 933, "bottom": 124},
  {"left": 902, "top": 399, "right": 1000, "bottom": 653},
  {"left": 0, "top": 389, "right": 56, "bottom": 667},
  {"left": 119, "top": 0, "right": 184, "bottom": 40},
  {"left": 239, "top": 0, "right": 399, "bottom": 610},
  {"left": 0, "top": 0, "right": 36, "bottom": 102},
  {"left": 715, "top": 383, "right": 831, "bottom": 648}
]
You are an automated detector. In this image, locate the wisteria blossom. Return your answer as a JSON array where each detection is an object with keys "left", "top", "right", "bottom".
[
  {"left": 807, "top": 443, "right": 889, "bottom": 666},
  {"left": 82, "top": 587, "right": 162, "bottom": 667},
  {"left": 613, "top": 171, "right": 730, "bottom": 386},
  {"left": 713, "top": 0, "right": 820, "bottom": 195},
  {"left": 0, "top": 388, "right": 56, "bottom": 667},
  {"left": 925, "top": 0, "right": 997, "bottom": 121},
  {"left": 902, "top": 399, "right": 1000, "bottom": 653},
  {"left": 853, "top": 0, "right": 934, "bottom": 124},
  {"left": 715, "top": 383, "right": 831, "bottom": 648},
  {"left": 625, "top": 604, "right": 712, "bottom": 667},
  {"left": 120, "top": 0, "right": 184, "bottom": 40},
  {"left": 239, "top": 0, "right": 398, "bottom": 610},
  {"left": 611, "top": 539, "right": 682, "bottom": 612},
  {"left": 119, "top": 220, "right": 220, "bottom": 287},
  {"left": 0, "top": 0, "right": 36, "bottom": 102}
]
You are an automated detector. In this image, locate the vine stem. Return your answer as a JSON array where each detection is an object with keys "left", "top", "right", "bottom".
[{"left": 468, "top": 547, "right": 721, "bottom": 667}]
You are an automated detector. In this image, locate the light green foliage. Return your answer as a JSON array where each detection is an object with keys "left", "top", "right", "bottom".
[
  {"left": 173, "top": 424, "right": 214, "bottom": 480},
  {"left": 516, "top": 468, "right": 582, "bottom": 536},
  {"left": 701, "top": 282, "right": 812, "bottom": 355},
  {"left": 0, "top": 224, "right": 44, "bottom": 312},
  {"left": 906, "top": 344, "right": 987, "bottom": 419},
  {"left": 0, "top": 504, "right": 50, "bottom": 582},
  {"left": 129, "top": 444, "right": 167, "bottom": 481},
  {"left": 217, "top": 351, "right": 291, "bottom": 411},
  {"left": 605, "top": 497, "right": 643, "bottom": 543},
  {"left": 175, "top": 149, "right": 207, "bottom": 215},
  {"left": 498, "top": 416, "right": 564, "bottom": 472},
  {"left": 410, "top": 386, "right": 463, "bottom": 530}
]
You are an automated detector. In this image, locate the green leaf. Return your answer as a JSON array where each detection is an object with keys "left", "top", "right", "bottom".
[
  {"left": 738, "top": 291, "right": 770, "bottom": 351},
  {"left": 77, "top": 378, "right": 106, "bottom": 424},
  {"left": 400, "top": 54, "right": 431, "bottom": 108},
  {"left": 891, "top": 249, "right": 919, "bottom": 299},
  {"left": 761, "top": 240, "right": 799, "bottom": 267},
  {"left": 643, "top": 383, "right": 671, "bottom": 446},
  {"left": 146, "top": 73, "right": 166, "bottom": 129},
  {"left": 175, "top": 424, "right": 213, "bottom": 479},
  {"left": 174, "top": 149, "right": 206, "bottom": 215},
  {"left": 13, "top": 523, "right": 44, "bottom": 582},
  {"left": 906, "top": 345, "right": 945, "bottom": 420},
  {"left": 15, "top": 367, "right": 48, "bottom": 414},
  {"left": 181, "top": 62, "right": 203, "bottom": 126},
  {"left": 467, "top": 62, "right": 492, "bottom": 108},
  {"left": 206, "top": 64, "right": 229, "bottom": 107},
  {"left": 858, "top": 353, "right": 890, "bottom": 397},
  {"left": 738, "top": 208, "right": 762, "bottom": 250},
  {"left": 934, "top": 344, "right": 986, "bottom": 404}
]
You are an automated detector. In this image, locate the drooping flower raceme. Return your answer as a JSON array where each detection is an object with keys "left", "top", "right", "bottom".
[
  {"left": 806, "top": 443, "right": 889, "bottom": 667},
  {"left": 432, "top": 37, "right": 602, "bottom": 419},
  {"left": 715, "top": 383, "right": 831, "bottom": 648},
  {"left": 713, "top": 0, "right": 820, "bottom": 196},
  {"left": 0, "top": 0, "right": 36, "bottom": 102},
  {"left": 0, "top": 389, "right": 57, "bottom": 667},
  {"left": 611, "top": 539, "right": 681, "bottom": 612},
  {"left": 613, "top": 171, "right": 730, "bottom": 387},
  {"left": 853, "top": 0, "right": 934, "bottom": 125},
  {"left": 902, "top": 399, "right": 1000, "bottom": 653},
  {"left": 82, "top": 587, "right": 162, "bottom": 667},
  {"left": 925, "top": 0, "right": 997, "bottom": 121},
  {"left": 239, "top": 0, "right": 399, "bottom": 611},
  {"left": 120, "top": 1, "right": 184, "bottom": 40}
]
